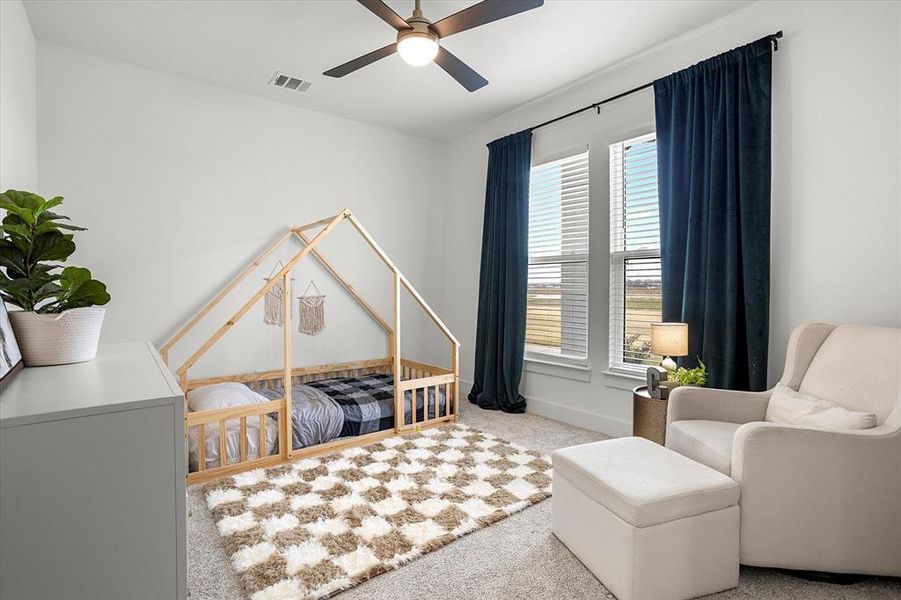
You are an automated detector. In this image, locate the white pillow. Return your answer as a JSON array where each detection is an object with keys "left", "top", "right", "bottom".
[
  {"left": 765, "top": 383, "right": 877, "bottom": 430},
  {"left": 187, "top": 382, "right": 268, "bottom": 412}
]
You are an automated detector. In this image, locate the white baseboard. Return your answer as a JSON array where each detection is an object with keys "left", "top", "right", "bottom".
[
  {"left": 526, "top": 396, "right": 632, "bottom": 438},
  {"left": 458, "top": 378, "right": 632, "bottom": 438}
]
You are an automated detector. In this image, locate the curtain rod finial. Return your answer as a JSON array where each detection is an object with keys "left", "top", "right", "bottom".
[{"left": 771, "top": 30, "right": 783, "bottom": 51}]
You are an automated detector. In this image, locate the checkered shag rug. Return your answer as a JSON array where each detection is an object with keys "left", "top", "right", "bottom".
[{"left": 200, "top": 424, "right": 554, "bottom": 599}]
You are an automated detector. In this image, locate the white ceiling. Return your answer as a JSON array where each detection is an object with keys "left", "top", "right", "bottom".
[{"left": 24, "top": 1, "right": 751, "bottom": 141}]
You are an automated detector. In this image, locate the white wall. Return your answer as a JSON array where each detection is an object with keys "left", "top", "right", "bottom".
[
  {"left": 0, "top": 0, "right": 38, "bottom": 191},
  {"left": 36, "top": 42, "right": 450, "bottom": 379},
  {"left": 441, "top": 1, "right": 901, "bottom": 435}
]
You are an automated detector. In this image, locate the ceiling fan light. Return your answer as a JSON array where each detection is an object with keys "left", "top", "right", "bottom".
[{"left": 397, "top": 31, "right": 439, "bottom": 67}]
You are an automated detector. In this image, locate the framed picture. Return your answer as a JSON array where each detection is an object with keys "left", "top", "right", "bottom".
[{"left": 0, "top": 303, "right": 24, "bottom": 388}]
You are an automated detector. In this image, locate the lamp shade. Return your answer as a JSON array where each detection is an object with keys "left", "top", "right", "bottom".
[{"left": 651, "top": 322, "right": 688, "bottom": 357}]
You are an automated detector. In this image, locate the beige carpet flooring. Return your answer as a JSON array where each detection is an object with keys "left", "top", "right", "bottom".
[{"left": 188, "top": 401, "right": 901, "bottom": 599}]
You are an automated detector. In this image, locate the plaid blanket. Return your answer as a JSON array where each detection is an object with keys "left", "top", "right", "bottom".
[{"left": 308, "top": 373, "right": 446, "bottom": 437}]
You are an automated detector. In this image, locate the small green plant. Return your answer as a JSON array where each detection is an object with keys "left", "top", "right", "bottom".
[
  {"left": 0, "top": 190, "right": 110, "bottom": 313},
  {"left": 671, "top": 359, "right": 707, "bottom": 386}
]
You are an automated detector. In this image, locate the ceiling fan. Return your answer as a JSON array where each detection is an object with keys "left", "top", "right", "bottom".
[{"left": 323, "top": 0, "right": 544, "bottom": 92}]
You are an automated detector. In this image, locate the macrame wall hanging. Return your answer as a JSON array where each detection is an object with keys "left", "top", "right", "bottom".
[
  {"left": 263, "top": 261, "right": 293, "bottom": 326},
  {"left": 298, "top": 281, "right": 326, "bottom": 335}
]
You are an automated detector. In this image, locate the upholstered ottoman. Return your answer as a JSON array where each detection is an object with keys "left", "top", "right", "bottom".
[{"left": 552, "top": 437, "right": 740, "bottom": 600}]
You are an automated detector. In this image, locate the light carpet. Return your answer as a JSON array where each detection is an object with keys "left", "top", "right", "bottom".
[
  {"left": 199, "top": 424, "right": 552, "bottom": 599},
  {"left": 189, "top": 400, "right": 901, "bottom": 599}
]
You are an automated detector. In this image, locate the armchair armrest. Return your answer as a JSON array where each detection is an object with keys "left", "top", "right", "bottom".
[
  {"left": 666, "top": 386, "right": 772, "bottom": 427},
  {"left": 732, "top": 420, "right": 900, "bottom": 482},
  {"left": 731, "top": 421, "right": 901, "bottom": 574}
]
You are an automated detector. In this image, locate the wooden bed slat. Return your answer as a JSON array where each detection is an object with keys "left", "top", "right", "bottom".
[
  {"left": 219, "top": 420, "right": 227, "bottom": 468},
  {"left": 449, "top": 382, "right": 453, "bottom": 417},
  {"left": 240, "top": 417, "right": 248, "bottom": 462},
  {"left": 197, "top": 424, "right": 206, "bottom": 471},
  {"left": 259, "top": 415, "right": 266, "bottom": 460}
]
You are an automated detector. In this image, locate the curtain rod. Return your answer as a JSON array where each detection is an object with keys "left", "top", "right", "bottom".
[{"left": 530, "top": 31, "right": 783, "bottom": 133}]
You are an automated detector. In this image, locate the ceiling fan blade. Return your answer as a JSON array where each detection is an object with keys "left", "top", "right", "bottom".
[
  {"left": 434, "top": 46, "right": 488, "bottom": 92},
  {"left": 357, "top": 0, "right": 410, "bottom": 30},
  {"left": 431, "top": 0, "right": 543, "bottom": 39},
  {"left": 323, "top": 43, "right": 398, "bottom": 78}
]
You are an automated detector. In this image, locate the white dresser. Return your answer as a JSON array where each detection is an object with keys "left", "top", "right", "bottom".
[{"left": 0, "top": 342, "right": 186, "bottom": 600}]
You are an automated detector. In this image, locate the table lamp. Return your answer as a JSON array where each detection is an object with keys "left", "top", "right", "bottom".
[
  {"left": 646, "top": 322, "right": 688, "bottom": 399},
  {"left": 651, "top": 322, "right": 688, "bottom": 371}
]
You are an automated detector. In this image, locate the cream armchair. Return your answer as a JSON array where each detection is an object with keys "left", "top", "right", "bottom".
[{"left": 665, "top": 322, "right": 901, "bottom": 576}]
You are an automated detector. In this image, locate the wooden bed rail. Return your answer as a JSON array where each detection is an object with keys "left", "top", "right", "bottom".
[
  {"left": 185, "top": 358, "right": 394, "bottom": 390},
  {"left": 184, "top": 399, "right": 284, "bottom": 426},
  {"left": 397, "top": 373, "right": 455, "bottom": 391},
  {"left": 395, "top": 372, "right": 458, "bottom": 432},
  {"left": 186, "top": 358, "right": 452, "bottom": 391},
  {"left": 186, "top": 399, "right": 287, "bottom": 484},
  {"left": 184, "top": 360, "right": 459, "bottom": 484}
]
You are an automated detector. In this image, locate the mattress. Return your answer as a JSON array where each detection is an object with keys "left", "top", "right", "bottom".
[
  {"left": 309, "top": 373, "right": 446, "bottom": 437},
  {"left": 259, "top": 373, "right": 448, "bottom": 449},
  {"left": 256, "top": 383, "right": 344, "bottom": 450}
]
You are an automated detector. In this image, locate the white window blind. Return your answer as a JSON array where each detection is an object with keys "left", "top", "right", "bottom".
[
  {"left": 526, "top": 149, "right": 590, "bottom": 360},
  {"left": 609, "top": 133, "right": 663, "bottom": 372}
]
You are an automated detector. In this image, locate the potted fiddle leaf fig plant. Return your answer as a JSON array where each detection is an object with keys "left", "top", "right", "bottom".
[{"left": 0, "top": 190, "right": 110, "bottom": 366}]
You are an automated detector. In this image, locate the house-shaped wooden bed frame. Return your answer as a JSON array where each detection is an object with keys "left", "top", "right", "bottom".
[{"left": 160, "top": 209, "right": 460, "bottom": 484}]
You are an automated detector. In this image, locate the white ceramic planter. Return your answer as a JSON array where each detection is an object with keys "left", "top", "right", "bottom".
[{"left": 8, "top": 307, "right": 106, "bottom": 366}]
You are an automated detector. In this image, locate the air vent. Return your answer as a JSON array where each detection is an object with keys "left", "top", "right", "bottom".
[{"left": 269, "top": 71, "right": 312, "bottom": 93}]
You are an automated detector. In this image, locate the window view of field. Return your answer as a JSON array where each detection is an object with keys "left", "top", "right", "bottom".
[
  {"left": 526, "top": 276, "right": 661, "bottom": 364},
  {"left": 526, "top": 283, "right": 564, "bottom": 351},
  {"left": 526, "top": 151, "right": 590, "bottom": 358},
  {"left": 622, "top": 273, "right": 662, "bottom": 366},
  {"left": 615, "top": 135, "right": 663, "bottom": 368}
]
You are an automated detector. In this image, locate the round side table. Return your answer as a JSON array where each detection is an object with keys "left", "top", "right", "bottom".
[{"left": 632, "top": 386, "right": 668, "bottom": 445}]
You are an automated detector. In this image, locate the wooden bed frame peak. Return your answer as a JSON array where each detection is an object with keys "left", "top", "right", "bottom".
[{"left": 159, "top": 209, "right": 460, "bottom": 484}]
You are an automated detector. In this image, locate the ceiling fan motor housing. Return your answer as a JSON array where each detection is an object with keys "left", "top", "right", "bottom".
[{"left": 396, "top": 15, "right": 438, "bottom": 48}]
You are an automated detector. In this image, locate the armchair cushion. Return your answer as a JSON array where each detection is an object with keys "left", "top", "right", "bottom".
[
  {"left": 765, "top": 383, "right": 877, "bottom": 430},
  {"left": 799, "top": 325, "right": 901, "bottom": 422},
  {"left": 666, "top": 420, "right": 741, "bottom": 475}
]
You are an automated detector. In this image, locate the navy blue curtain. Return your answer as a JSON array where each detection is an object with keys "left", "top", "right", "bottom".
[
  {"left": 468, "top": 130, "right": 532, "bottom": 413},
  {"left": 654, "top": 38, "right": 773, "bottom": 391}
]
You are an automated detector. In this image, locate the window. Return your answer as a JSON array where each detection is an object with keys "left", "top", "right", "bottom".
[
  {"left": 526, "top": 150, "right": 590, "bottom": 361},
  {"left": 609, "top": 133, "right": 662, "bottom": 373}
]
